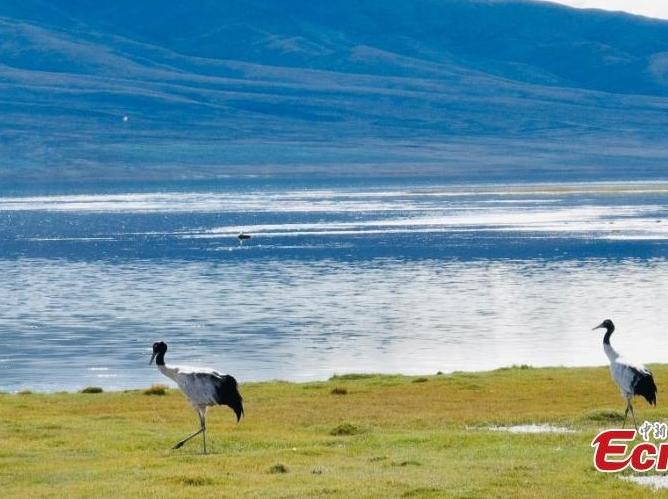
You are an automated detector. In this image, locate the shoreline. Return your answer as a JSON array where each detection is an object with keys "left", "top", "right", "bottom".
[
  {"left": 3, "top": 363, "right": 657, "bottom": 395},
  {"left": 2, "top": 177, "right": 668, "bottom": 199}
]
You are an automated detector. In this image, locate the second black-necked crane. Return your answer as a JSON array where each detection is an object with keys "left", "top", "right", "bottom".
[{"left": 593, "top": 319, "right": 657, "bottom": 429}]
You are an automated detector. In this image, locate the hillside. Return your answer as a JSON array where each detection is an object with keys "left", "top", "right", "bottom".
[{"left": 0, "top": 0, "right": 667, "bottom": 182}]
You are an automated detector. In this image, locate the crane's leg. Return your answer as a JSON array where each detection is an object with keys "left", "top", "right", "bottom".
[
  {"left": 172, "top": 409, "right": 205, "bottom": 450},
  {"left": 172, "top": 428, "right": 202, "bottom": 449},
  {"left": 622, "top": 401, "right": 630, "bottom": 428},
  {"left": 629, "top": 401, "right": 639, "bottom": 431},
  {"left": 198, "top": 407, "right": 208, "bottom": 455}
]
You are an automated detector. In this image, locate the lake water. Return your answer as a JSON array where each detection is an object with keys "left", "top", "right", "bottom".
[{"left": 1, "top": 179, "right": 667, "bottom": 392}]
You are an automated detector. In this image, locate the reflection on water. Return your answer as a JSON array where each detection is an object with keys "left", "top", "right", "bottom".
[
  {"left": 0, "top": 181, "right": 667, "bottom": 391},
  {"left": 1, "top": 258, "right": 667, "bottom": 392}
]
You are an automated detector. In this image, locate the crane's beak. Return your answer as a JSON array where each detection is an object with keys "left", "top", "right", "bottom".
[
  {"left": 592, "top": 322, "right": 605, "bottom": 330},
  {"left": 150, "top": 352, "right": 156, "bottom": 365}
]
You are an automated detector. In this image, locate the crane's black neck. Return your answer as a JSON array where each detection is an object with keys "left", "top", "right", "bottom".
[
  {"left": 603, "top": 325, "right": 614, "bottom": 345},
  {"left": 155, "top": 351, "right": 166, "bottom": 366}
]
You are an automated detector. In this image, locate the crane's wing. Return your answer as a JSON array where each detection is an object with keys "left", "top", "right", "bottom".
[
  {"left": 170, "top": 365, "right": 244, "bottom": 420},
  {"left": 615, "top": 358, "right": 657, "bottom": 406},
  {"left": 193, "top": 372, "right": 244, "bottom": 421}
]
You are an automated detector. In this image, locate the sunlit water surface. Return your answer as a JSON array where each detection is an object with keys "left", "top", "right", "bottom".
[{"left": 1, "top": 180, "right": 667, "bottom": 391}]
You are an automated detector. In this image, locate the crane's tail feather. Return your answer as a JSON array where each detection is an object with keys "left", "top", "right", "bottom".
[
  {"left": 635, "top": 371, "right": 657, "bottom": 406},
  {"left": 214, "top": 374, "right": 244, "bottom": 421}
]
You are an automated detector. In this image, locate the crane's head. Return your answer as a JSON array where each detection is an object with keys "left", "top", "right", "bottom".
[
  {"left": 593, "top": 319, "right": 614, "bottom": 332},
  {"left": 150, "top": 341, "right": 167, "bottom": 365}
]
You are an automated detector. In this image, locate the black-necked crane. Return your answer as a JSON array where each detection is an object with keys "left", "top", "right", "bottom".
[
  {"left": 150, "top": 341, "right": 243, "bottom": 453},
  {"left": 593, "top": 319, "right": 657, "bottom": 429}
]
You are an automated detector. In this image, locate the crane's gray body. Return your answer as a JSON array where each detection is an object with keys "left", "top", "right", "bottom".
[{"left": 150, "top": 341, "right": 243, "bottom": 453}]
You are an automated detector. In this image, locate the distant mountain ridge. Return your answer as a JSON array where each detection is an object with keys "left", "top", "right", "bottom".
[{"left": 1, "top": 0, "right": 667, "bottom": 182}]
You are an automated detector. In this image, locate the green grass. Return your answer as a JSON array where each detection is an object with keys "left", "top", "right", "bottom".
[
  {"left": 1, "top": 366, "right": 667, "bottom": 497},
  {"left": 143, "top": 384, "right": 168, "bottom": 396},
  {"left": 79, "top": 386, "right": 104, "bottom": 394}
]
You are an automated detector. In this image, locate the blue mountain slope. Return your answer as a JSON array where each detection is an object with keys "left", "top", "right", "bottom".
[{"left": 0, "top": 0, "right": 666, "bottom": 182}]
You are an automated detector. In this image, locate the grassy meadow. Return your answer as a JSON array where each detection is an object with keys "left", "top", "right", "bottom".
[{"left": 2, "top": 365, "right": 668, "bottom": 498}]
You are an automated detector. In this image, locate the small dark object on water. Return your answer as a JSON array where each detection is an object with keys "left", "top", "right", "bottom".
[{"left": 237, "top": 233, "right": 251, "bottom": 245}]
